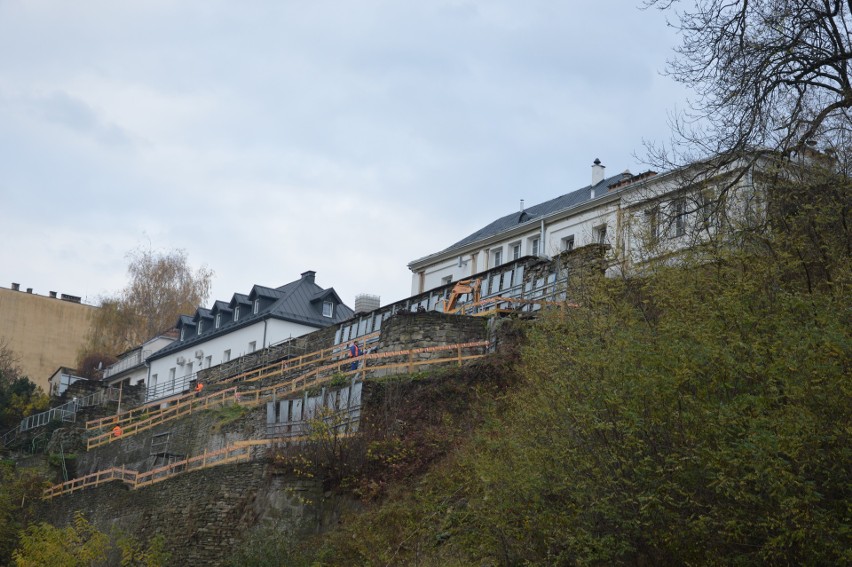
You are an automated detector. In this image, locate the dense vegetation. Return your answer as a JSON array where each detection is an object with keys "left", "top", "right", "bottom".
[{"left": 245, "top": 166, "right": 850, "bottom": 566}]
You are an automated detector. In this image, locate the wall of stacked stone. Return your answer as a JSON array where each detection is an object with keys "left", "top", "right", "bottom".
[
  {"left": 35, "top": 462, "right": 338, "bottom": 566},
  {"left": 198, "top": 325, "right": 339, "bottom": 385},
  {"left": 368, "top": 312, "right": 488, "bottom": 376}
]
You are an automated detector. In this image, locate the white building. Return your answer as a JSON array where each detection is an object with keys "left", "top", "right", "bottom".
[
  {"left": 145, "top": 271, "right": 354, "bottom": 402},
  {"left": 408, "top": 158, "right": 759, "bottom": 292},
  {"left": 101, "top": 333, "right": 177, "bottom": 390}
]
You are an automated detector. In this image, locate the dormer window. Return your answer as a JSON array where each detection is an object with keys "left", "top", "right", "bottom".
[
  {"left": 234, "top": 306, "right": 240, "bottom": 322},
  {"left": 197, "top": 321, "right": 202, "bottom": 335},
  {"left": 322, "top": 301, "right": 334, "bottom": 318},
  {"left": 253, "top": 299, "right": 260, "bottom": 314},
  {"left": 215, "top": 313, "right": 221, "bottom": 329},
  {"left": 180, "top": 328, "right": 185, "bottom": 341}
]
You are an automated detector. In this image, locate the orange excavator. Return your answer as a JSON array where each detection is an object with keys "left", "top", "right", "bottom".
[{"left": 442, "top": 278, "right": 482, "bottom": 313}]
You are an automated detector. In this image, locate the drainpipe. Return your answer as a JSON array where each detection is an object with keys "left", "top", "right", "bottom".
[
  {"left": 262, "top": 319, "right": 268, "bottom": 349},
  {"left": 540, "top": 219, "right": 546, "bottom": 256}
]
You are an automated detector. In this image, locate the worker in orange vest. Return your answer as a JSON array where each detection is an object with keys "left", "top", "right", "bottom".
[
  {"left": 195, "top": 382, "right": 204, "bottom": 395},
  {"left": 349, "top": 342, "right": 361, "bottom": 371},
  {"left": 112, "top": 425, "right": 122, "bottom": 437}
]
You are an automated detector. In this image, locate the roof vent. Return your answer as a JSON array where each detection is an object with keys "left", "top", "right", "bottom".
[
  {"left": 26, "top": 288, "right": 32, "bottom": 294},
  {"left": 49, "top": 291, "right": 57, "bottom": 298},
  {"left": 11, "top": 283, "right": 19, "bottom": 291},
  {"left": 591, "top": 158, "right": 606, "bottom": 186}
]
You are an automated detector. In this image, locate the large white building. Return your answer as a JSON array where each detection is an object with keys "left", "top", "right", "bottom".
[
  {"left": 145, "top": 270, "right": 354, "bottom": 401},
  {"left": 408, "top": 158, "right": 758, "bottom": 293}
]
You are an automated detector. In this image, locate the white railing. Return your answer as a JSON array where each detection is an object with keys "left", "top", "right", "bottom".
[
  {"left": 144, "top": 373, "right": 197, "bottom": 403},
  {"left": 103, "top": 350, "right": 147, "bottom": 379}
]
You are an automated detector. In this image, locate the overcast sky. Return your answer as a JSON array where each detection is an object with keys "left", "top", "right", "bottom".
[{"left": 0, "top": 1, "right": 687, "bottom": 309}]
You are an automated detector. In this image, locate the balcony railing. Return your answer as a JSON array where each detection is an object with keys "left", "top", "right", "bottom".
[{"left": 103, "top": 350, "right": 150, "bottom": 379}]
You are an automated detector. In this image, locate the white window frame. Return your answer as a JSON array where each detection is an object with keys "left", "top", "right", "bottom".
[
  {"left": 531, "top": 237, "right": 540, "bottom": 256},
  {"left": 215, "top": 313, "right": 221, "bottom": 329},
  {"left": 563, "top": 235, "right": 575, "bottom": 251},
  {"left": 322, "top": 301, "right": 334, "bottom": 318},
  {"left": 253, "top": 299, "right": 260, "bottom": 314},
  {"left": 492, "top": 247, "right": 503, "bottom": 267},
  {"left": 234, "top": 306, "right": 240, "bottom": 322},
  {"left": 197, "top": 321, "right": 202, "bottom": 335},
  {"left": 223, "top": 349, "right": 231, "bottom": 362},
  {"left": 511, "top": 242, "right": 521, "bottom": 260},
  {"left": 249, "top": 341, "right": 256, "bottom": 353},
  {"left": 596, "top": 224, "right": 608, "bottom": 245}
]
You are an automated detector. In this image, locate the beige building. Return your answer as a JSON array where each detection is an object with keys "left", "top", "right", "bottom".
[{"left": 0, "top": 284, "right": 97, "bottom": 393}]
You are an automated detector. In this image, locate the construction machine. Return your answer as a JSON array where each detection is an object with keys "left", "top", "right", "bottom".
[{"left": 442, "top": 278, "right": 482, "bottom": 313}]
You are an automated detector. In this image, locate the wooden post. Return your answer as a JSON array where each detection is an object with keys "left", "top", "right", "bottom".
[
  {"left": 457, "top": 344, "right": 462, "bottom": 366},
  {"left": 408, "top": 351, "right": 413, "bottom": 374}
]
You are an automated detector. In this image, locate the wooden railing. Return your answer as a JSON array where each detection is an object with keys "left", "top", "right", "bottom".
[
  {"left": 85, "top": 340, "right": 489, "bottom": 451},
  {"left": 86, "top": 388, "right": 238, "bottom": 450},
  {"left": 44, "top": 444, "right": 251, "bottom": 500},
  {"left": 46, "top": 434, "right": 358, "bottom": 500}
]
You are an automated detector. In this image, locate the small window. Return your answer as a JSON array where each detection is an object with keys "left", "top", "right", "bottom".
[
  {"left": 249, "top": 341, "right": 256, "bottom": 353},
  {"left": 205, "top": 355, "right": 212, "bottom": 368},
  {"left": 511, "top": 242, "right": 521, "bottom": 260},
  {"left": 234, "top": 306, "right": 240, "bottom": 322},
  {"left": 441, "top": 275, "right": 452, "bottom": 286},
  {"left": 151, "top": 374, "right": 158, "bottom": 387},
  {"left": 645, "top": 206, "right": 660, "bottom": 242},
  {"left": 169, "top": 368, "right": 176, "bottom": 381},
  {"left": 596, "top": 225, "right": 608, "bottom": 245},
  {"left": 493, "top": 248, "right": 503, "bottom": 267},
  {"left": 322, "top": 301, "right": 334, "bottom": 318},
  {"left": 673, "top": 199, "right": 686, "bottom": 236},
  {"left": 563, "top": 235, "right": 575, "bottom": 251},
  {"left": 253, "top": 299, "right": 260, "bottom": 314},
  {"left": 197, "top": 321, "right": 202, "bottom": 335},
  {"left": 224, "top": 349, "right": 231, "bottom": 362},
  {"left": 215, "top": 313, "right": 221, "bottom": 329},
  {"left": 180, "top": 328, "right": 185, "bottom": 341},
  {"left": 531, "top": 238, "right": 540, "bottom": 256}
]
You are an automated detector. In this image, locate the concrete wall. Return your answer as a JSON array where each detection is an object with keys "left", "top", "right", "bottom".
[{"left": 0, "top": 286, "right": 97, "bottom": 393}]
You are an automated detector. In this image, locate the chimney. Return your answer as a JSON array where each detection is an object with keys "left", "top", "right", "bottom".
[
  {"left": 49, "top": 291, "right": 57, "bottom": 298},
  {"left": 26, "top": 288, "right": 32, "bottom": 294},
  {"left": 11, "top": 282, "right": 19, "bottom": 291},
  {"left": 300, "top": 270, "right": 316, "bottom": 284},
  {"left": 591, "top": 158, "right": 606, "bottom": 187},
  {"left": 520, "top": 199, "right": 525, "bottom": 213}
]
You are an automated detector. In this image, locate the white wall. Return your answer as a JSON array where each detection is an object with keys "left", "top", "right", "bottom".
[{"left": 146, "top": 318, "right": 320, "bottom": 399}]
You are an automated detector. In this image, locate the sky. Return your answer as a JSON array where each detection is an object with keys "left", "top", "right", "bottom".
[{"left": 0, "top": 0, "right": 688, "bottom": 309}]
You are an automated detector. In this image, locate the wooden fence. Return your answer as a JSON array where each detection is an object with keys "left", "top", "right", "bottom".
[{"left": 86, "top": 340, "right": 489, "bottom": 450}]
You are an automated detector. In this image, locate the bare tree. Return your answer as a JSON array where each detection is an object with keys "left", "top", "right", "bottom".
[
  {"left": 645, "top": 0, "right": 852, "bottom": 169},
  {"left": 81, "top": 248, "right": 214, "bottom": 360}
]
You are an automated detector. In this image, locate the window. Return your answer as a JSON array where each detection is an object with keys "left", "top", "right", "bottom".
[
  {"left": 563, "top": 235, "right": 575, "bottom": 251},
  {"left": 493, "top": 248, "right": 503, "bottom": 267},
  {"left": 223, "top": 349, "right": 231, "bottom": 362},
  {"left": 215, "top": 313, "right": 221, "bottom": 329},
  {"left": 511, "top": 242, "right": 521, "bottom": 260},
  {"left": 205, "top": 355, "right": 212, "bottom": 368},
  {"left": 322, "top": 301, "right": 334, "bottom": 318},
  {"left": 180, "top": 328, "right": 185, "bottom": 341},
  {"left": 234, "top": 306, "right": 240, "bottom": 322},
  {"left": 596, "top": 225, "right": 607, "bottom": 245},
  {"left": 253, "top": 299, "right": 260, "bottom": 314},
  {"left": 673, "top": 199, "right": 686, "bottom": 237},
  {"left": 169, "top": 368, "right": 175, "bottom": 381},
  {"left": 249, "top": 341, "right": 256, "bottom": 353},
  {"left": 151, "top": 374, "right": 157, "bottom": 388},
  {"left": 441, "top": 275, "right": 452, "bottom": 286},
  {"left": 197, "top": 321, "right": 202, "bottom": 335},
  {"left": 531, "top": 238, "right": 540, "bottom": 256},
  {"left": 645, "top": 206, "right": 660, "bottom": 242}
]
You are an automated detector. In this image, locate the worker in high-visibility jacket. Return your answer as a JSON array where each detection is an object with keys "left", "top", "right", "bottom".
[
  {"left": 112, "top": 425, "right": 122, "bottom": 438},
  {"left": 349, "top": 342, "right": 361, "bottom": 371}
]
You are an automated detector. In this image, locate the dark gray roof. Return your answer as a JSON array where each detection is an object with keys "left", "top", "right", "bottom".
[
  {"left": 151, "top": 272, "right": 354, "bottom": 361},
  {"left": 426, "top": 172, "right": 631, "bottom": 260}
]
